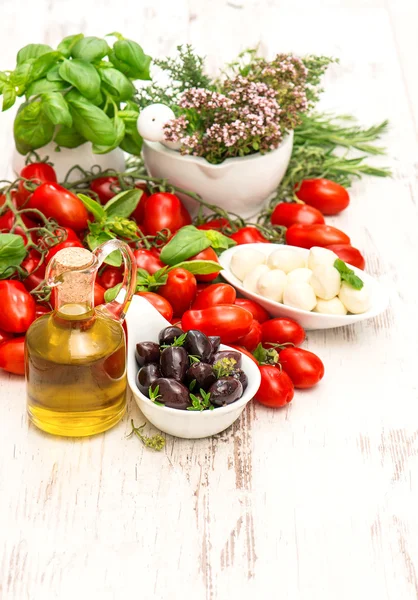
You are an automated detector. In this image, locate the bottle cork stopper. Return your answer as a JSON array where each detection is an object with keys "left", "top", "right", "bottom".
[{"left": 53, "top": 247, "right": 95, "bottom": 306}]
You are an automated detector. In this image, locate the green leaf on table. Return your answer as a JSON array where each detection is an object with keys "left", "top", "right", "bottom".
[
  {"left": 27, "top": 78, "right": 67, "bottom": 98},
  {"left": 104, "top": 189, "right": 142, "bottom": 219},
  {"left": 14, "top": 100, "right": 54, "bottom": 154},
  {"left": 30, "top": 51, "right": 63, "bottom": 81},
  {"left": 17, "top": 44, "right": 53, "bottom": 65},
  {"left": 333, "top": 258, "right": 364, "bottom": 290},
  {"left": 78, "top": 193, "right": 106, "bottom": 221},
  {"left": 66, "top": 91, "right": 116, "bottom": 146},
  {"left": 160, "top": 226, "right": 211, "bottom": 266},
  {"left": 92, "top": 114, "right": 125, "bottom": 154},
  {"left": 0, "top": 234, "right": 27, "bottom": 273},
  {"left": 71, "top": 36, "right": 109, "bottom": 62},
  {"left": 203, "top": 229, "right": 236, "bottom": 251},
  {"left": 59, "top": 59, "right": 101, "bottom": 99},
  {"left": 110, "top": 39, "right": 151, "bottom": 80},
  {"left": 57, "top": 34, "right": 84, "bottom": 58},
  {"left": 99, "top": 67, "right": 135, "bottom": 100},
  {"left": 170, "top": 260, "right": 223, "bottom": 275},
  {"left": 2, "top": 85, "right": 16, "bottom": 111},
  {"left": 104, "top": 283, "right": 122, "bottom": 303},
  {"left": 54, "top": 124, "right": 85, "bottom": 148},
  {"left": 42, "top": 92, "right": 72, "bottom": 127}
]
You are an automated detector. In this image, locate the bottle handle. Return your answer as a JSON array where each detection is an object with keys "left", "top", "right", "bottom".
[{"left": 93, "top": 239, "right": 137, "bottom": 323}]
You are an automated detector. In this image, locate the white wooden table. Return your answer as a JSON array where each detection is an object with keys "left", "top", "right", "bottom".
[{"left": 1, "top": 2, "right": 418, "bottom": 599}]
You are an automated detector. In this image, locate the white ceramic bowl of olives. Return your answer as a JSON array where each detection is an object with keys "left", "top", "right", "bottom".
[{"left": 126, "top": 295, "right": 261, "bottom": 439}]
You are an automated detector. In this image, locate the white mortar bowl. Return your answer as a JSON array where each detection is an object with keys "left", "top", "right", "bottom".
[
  {"left": 142, "top": 132, "right": 294, "bottom": 219},
  {"left": 126, "top": 295, "right": 261, "bottom": 439}
]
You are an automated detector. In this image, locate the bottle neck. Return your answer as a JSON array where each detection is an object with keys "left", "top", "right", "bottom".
[{"left": 53, "top": 270, "right": 95, "bottom": 321}]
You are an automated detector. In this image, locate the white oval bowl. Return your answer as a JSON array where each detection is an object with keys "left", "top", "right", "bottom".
[
  {"left": 126, "top": 295, "right": 261, "bottom": 439},
  {"left": 142, "top": 132, "right": 293, "bottom": 219},
  {"left": 218, "top": 243, "right": 390, "bottom": 330}
]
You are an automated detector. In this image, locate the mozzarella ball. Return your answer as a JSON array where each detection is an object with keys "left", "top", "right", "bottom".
[
  {"left": 308, "top": 246, "right": 339, "bottom": 271},
  {"left": 314, "top": 297, "right": 347, "bottom": 315},
  {"left": 287, "top": 268, "right": 313, "bottom": 285},
  {"left": 137, "top": 104, "right": 176, "bottom": 142},
  {"left": 267, "top": 249, "right": 306, "bottom": 273},
  {"left": 230, "top": 248, "right": 266, "bottom": 281},
  {"left": 338, "top": 282, "right": 371, "bottom": 314},
  {"left": 310, "top": 265, "right": 341, "bottom": 300},
  {"left": 257, "top": 269, "right": 287, "bottom": 302},
  {"left": 283, "top": 282, "right": 317, "bottom": 312},
  {"left": 243, "top": 264, "right": 270, "bottom": 293}
]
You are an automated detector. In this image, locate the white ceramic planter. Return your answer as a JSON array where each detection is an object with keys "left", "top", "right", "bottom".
[
  {"left": 12, "top": 142, "right": 126, "bottom": 183},
  {"left": 142, "top": 132, "right": 294, "bottom": 219}
]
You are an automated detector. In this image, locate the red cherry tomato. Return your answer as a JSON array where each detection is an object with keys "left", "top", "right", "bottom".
[
  {"left": 286, "top": 224, "right": 350, "bottom": 249},
  {"left": 34, "top": 304, "right": 51, "bottom": 318},
  {"left": 136, "top": 292, "right": 174, "bottom": 321},
  {"left": 0, "top": 336, "right": 26, "bottom": 375},
  {"left": 90, "top": 176, "right": 120, "bottom": 204},
  {"left": 188, "top": 247, "right": 220, "bottom": 282},
  {"left": 182, "top": 305, "right": 253, "bottom": 344},
  {"left": 0, "top": 190, "right": 24, "bottom": 209},
  {"left": 233, "top": 319, "right": 262, "bottom": 351},
  {"left": 279, "top": 347, "right": 324, "bottom": 389},
  {"left": 230, "top": 227, "right": 269, "bottom": 245},
  {"left": 0, "top": 280, "right": 36, "bottom": 333},
  {"left": 46, "top": 239, "right": 84, "bottom": 264},
  {"left": 325, "top": 244, "right": 366, "bottom": 270},
  {"left": 178, "top": 203, "right": 192, "bottom": 228},
  {"left": 18, "top": 162, "right": 57, "bottom": 204},
  {"left": 142, "top": 192, "right": 183, "bottom": 236},
  {"left": 98, "top": 267, "right": 123, "bottom": 290},
  {"left": 159, "top": 268, "right": 197, "bottom": 316},
  {"left": 192, "top": 283, "right": 236, "bottom": 310},
  {"left": 133, "top": 248, "right": 164, "bottom": 275},
  {"left": 131, "top": 183, "right": 150, "bottom": 223},
  {"left": 295, "top": 179, "right": 350, "bottom": 215},
  {"left": 234, "top": 298, "right": 270, "bottom": 323},
  {"left": 29, "top": 182, "right": 89, "bottom": 232},
  {"left": 0, "top": 329, "right": 13, "bottom": 344},
  {"left": 254, "top": 366, "right": 294, "bottom": 408},
  {"left": 94, "top": 282, "right": 106, "bottom": 306},
  {"left": 21, "top": 249, "right": 45, "bottom": 276},
  {"left": 271, "top": 202, "right": 325, "bottom": 227},
  {"left": 261, "top": 318, "right": 305, "bottom": 347},
  {"left": 228, "top": 344, "right": 259, "bottom": 365},
  {"left": 197, "top": 218, "right": 230, "bottom": 231},
  {"left": 0, "top": 210, "right": 37, "bottom": 243}
]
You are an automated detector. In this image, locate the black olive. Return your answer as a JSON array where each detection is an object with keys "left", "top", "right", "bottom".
[
  {"left": 184, "top": 329, "right": 213, "bottom": 362},
  {"left": 160, "top": 346, "right": 188, "bottom": 382},
  {"left": 208, "top": 336, "right": 221, "bottom": 353},
  {"left": 232, "top": 368, "right": 248, "bottom": 391},
  {"left": 212, "top": 350, "right": 242, "bottom": 369},
  {"left": 186, "top": 362, "right": 216, "bottom": 390},
  {"left": 135, "top": 342, "right": 160, "bottom": 368},
  {"left": 209, "top": 377, "right": 243, "bottom": 407},
  {"left": 137, "top": 363, "right": 161, "bottom": 395},
  {"left": 150, "top": 378, "right": 190, "bottom": 410},
  {"left": 158, "top": 326, "right": 184, "bottom": 346}
]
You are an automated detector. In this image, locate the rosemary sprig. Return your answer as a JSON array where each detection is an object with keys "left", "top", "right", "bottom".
[{"left": 128, "top": 419, "right": 165, "bottom": 451}]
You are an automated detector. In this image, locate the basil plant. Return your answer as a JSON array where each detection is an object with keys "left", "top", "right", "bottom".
[{"left": 0, "top": 33, "right": 150, "bottom": 156}]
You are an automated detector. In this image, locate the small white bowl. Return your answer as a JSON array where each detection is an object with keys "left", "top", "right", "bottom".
[
  {"left": 218, "top": 243, "right": 390, "bottom": 330},
  {"left": 126, "top": 295, "right": 261, "bottom": 439}
]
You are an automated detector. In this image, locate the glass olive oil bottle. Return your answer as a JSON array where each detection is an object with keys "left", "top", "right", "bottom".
[{"left": 25, "top": 241, "right": 136, "bottom": 437}]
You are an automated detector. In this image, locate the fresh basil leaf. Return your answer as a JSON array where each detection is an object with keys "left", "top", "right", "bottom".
[
  {"left": 46, "top": 65, "right": 63, "bottom": 82},
  {"left": 27, "top": 78, "right": 67, "bottom": 98},
  {"left": 2, "top": 85, "right": 16, "bottom": 111},
  {"left": 0, "top": 72, "right": 8, "bottom": 84},
  {"left": 66, "top": 91, "right": 116, "bottom": 145},
  {"left": 54, "top": 124, "right": 85, "bottom": 148},
  {"left": 11, "top": 62, "right": 33, "bottom": 87},
  {"left": 72, "top": 37, "right": 109, "bottom": 62},
  {"left": 14, "top": 100, "right": 54, "bottom": 154},
  {"left": 333, "top": 258, "right": 364, "bottom": 290},
  {"left": 0, "top": 234, "right": 27, "bottom": 272},
  {"left": 42, "top": 92, "right": 72, "bottom": 127},
  {"left": 17, "top": 44, "right": 53, "bottom": 65},
  {"left": 99, "top": 67, "right": 135, "bottom": 100},
  {"left": 170, "top": 260, "right": 223, "bottom": 275},
  {"left": 111, "top": 39, "right": 151, "bottom": 79},
  {"left": 104, "top": 283, "right": 122, "bottom": 303},
  {"left": 30, "top": 51, "right": 63, "bottom": 81},
  {"left": 59, "top": 59, "right": 101, "bottom": 100},
  {"left": 78, "top": 193, "right": 106, "bottom": 221},
  {"left": 57, "top": 34, "right": 84, "bottom": 58},
  {"left": 160, "top": 226, "right": 211, "bottom": 266},
  {"left": 119, "top": 129, "right": 143, "bottom": 156},
  {"left": 86, "top": 231, "right": 122, "bottom": 267},
  {"left": 204, "top": 229, "right": 236, "bottom": 250},
  {"left": 104, "top": 189, "right": 142, "bottom": 218},
  {"left": 92, "top": 114, "right": 125, "bottom": 154},
  {"left": 89, "top": 90, "right": 104, "bottom": 107}
]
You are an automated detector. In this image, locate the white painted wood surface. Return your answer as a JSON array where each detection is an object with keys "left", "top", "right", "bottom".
[{"left": 1, "top": 2, "right": 418, "bottom": 598}]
